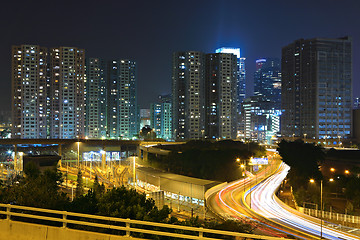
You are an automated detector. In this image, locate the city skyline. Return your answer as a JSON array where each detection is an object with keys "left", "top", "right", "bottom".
[{"left": 1, "top": 0, "right": 359, "bottom": 110}]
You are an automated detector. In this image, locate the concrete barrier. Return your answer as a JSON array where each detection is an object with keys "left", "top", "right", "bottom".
[{"left": 0, "top": 220, "right": 135, "bottom": 240}]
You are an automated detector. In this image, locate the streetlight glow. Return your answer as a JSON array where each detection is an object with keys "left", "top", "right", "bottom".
[{"left": 309, "top": 178, "right": 323, "bottom": 239}]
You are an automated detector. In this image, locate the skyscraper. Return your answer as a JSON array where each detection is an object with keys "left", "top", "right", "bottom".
[
  {"left": 281, "top": 37, "right": 352, "bottom": 141},
  {"left": 215, "top": 47, "right": 246, "bottom": 112},
  {"left": 85, "top": 58, "right": 107, "bottom": 138},
  {"left": 254, "top": 58, "right": 281, "bottom": 109},
  {"left": 150, "top": 94, "right": 172, "bottom": 140},
  {"left": 242, "top": 95, "right": 281, "bottom": 143},
  {"left": 11, "top": 45, "right": 47, "bottom": 139},
  {"left": 107, "top": 60, "right": 138, "bottom": 139},
  {"left": 205, "top": 53, "right": 238, "bottom": 139},
  {"left": 49, "top": 47, "right": 86, "bottom": 139},
  {"left": 172, "top": 51, "right": 205, "bottom": 140}
]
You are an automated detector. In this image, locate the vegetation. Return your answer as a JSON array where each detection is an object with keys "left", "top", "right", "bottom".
[
  {"left": 0, "top": 162, "right": 253, "bottom": 237},
  {"left": 148, "top": 140, "right": 266, "bottom": 182},
  {"left": 277, "top": 140, "right": 325, "bottom": 206},
  {"left": 140, "top": 125, "right": 156, "bottom": 140}
]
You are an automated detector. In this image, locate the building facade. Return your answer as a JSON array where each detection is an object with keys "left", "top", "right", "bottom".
[
  {"left": 281, "top": 37, "right": 352, "bottom": 142},
  {"left": 107, "top": 60, "right": 138, "bottom": 140},
  {"left": 215, "top": 47, "right": 246, "bottom": 112},
  {"left": 49, "top": 47, "right": 86, "bottom": 139},
  {"left": 85, "top": 58, "right": 107, "bottom": 138},
  {"left": 205, "top": 53, "right": 238, "bottom": 139},
  {"left": 11, "top": 45, "right": 48, "bottom": 139},
  {"left": 254, "top": 58, "right": 281, "bottom": 109},
  {"left": 242, "top": 95, "right": 281, "bottom": 143},
  {"left": 150, "top": 94, "right": 172, "bottom": 140},
  {"left": 140, "top": 109, "right": 151, "bottom": 130},
  {"left": 172, "top": 51, "right": 206, "bottom": 140}
]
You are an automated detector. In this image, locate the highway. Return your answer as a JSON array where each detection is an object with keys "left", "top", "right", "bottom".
[{"left": 207, "top": 160, "right": 360, "bottom": 239}]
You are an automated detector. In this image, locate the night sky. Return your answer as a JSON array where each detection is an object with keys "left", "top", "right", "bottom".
[{"left": 1, "top": 0, "right": 359, "bottom": 111}]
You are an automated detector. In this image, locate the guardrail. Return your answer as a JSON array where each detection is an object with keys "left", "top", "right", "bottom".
[
  {"left": 0, "top": 203, "right": 289, "bottom": 240},
  {"left": 299, "top": 207, "right": 360, "bottom": 225}
]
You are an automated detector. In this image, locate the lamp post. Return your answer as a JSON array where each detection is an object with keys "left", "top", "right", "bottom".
[
  {"left": 338, "top": 136, "right": 341, "bottom": 148},
  {"left": 310, "top": 179, "right": 323, "bottom": 239},
  {"left": 304, "top": 133, "right": 307, "bottom": 143},
  {"left": 77, "top": 141, "right": 80, "bottom": 169},
  {"left": 19, "top": 152, "right": 24, "bottom": 173},
  {"left": 240, "top": 163, "right": 245, "bottom": 192},
  {"left": 133, "top": 156, "right": 137, "bottom": 190}
]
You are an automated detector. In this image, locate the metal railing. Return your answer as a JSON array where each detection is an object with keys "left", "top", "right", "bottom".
[
  {"left": 299, "top": 207, "right": 360, "bottom": 225},
  {"left": 0, "top": 203, "right": 289, "bottom": 240}
]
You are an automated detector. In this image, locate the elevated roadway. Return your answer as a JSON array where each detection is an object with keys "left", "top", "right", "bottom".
[{"left": 207, "top": 159, "right": 360, "bottom": 239}]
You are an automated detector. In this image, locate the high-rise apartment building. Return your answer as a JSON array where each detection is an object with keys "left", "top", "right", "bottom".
[
  {"left": 172, "top": 51, "right": 205, "bottom": 140},
  {"left": 107, "top": 60, "right": 138, "bottom": 139},
  {"left": 254, "top": 58, "right": 281, "bottom": 109},
  {"left": 140, "top": 109, "right": 151, "bottom": 130},
  {"left": 150, "top": 94, "right": 172, "bottom": 140},
  {"left": 11, "top": 45, "right": 48, "bottom": 138},
  {"left": 281, "top": 37, "right": 352, "bottom": 141},
  {"left": 85, "top": 58, "right": 107, "bottom": 138},
  {"left": 215, "top": 47, "right": 246, "bottom": 112},
  {"left": 242, "top": 95, "right": 281, "bottom": 143},
  {"left": 205, "top": 53, "right": 238, "bottom": 139},
  {"left": 49, "top": 47, "right": 85, "bottom": 139}
]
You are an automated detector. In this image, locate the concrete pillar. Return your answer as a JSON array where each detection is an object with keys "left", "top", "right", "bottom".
[
  {"left": 58, "top": 144, "right": 62, "bottom": 167},
  {"left": 143, "top": 151, "right": 148, "bottom": 161},
  {"left": 137, "top": 145, "right": 141, "bottom": 158},
  {"left": 101, "top": 146, "right": 106, "bottom": 171}
]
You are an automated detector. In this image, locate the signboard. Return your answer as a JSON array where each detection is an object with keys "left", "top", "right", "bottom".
[{"left": 249, "top": 157, "right": 268, "bottom": 165}]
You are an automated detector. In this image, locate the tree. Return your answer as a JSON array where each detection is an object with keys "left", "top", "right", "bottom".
[
  {"left": 75, "top": 170, "right": 84, "bottom": 198},
  {"left": 0, "top": 164, "right": 68, "bottom": 210},
  {"left": 93, "top": 175, "right": 105, "bottom": 198},
  {"left": 277, "top": 140, "right": 324, "bottom": 189},
  {"left": 24, "top": 161, "right": 40, "bottom": 179},
  {"left": 140, "top": 125, "right": 156, "bottom": 140},
  {"left": 97, "top": 186, "right": 171, "bottom": 221}
]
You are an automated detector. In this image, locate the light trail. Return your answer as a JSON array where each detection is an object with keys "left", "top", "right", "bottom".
[{"left": 208, "top": 161, "right": 360, "bottom": 239}]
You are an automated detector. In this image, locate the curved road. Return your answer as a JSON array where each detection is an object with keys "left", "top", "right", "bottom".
[{"left": 207, "top": 161, "right": 359, "bottom": 239}]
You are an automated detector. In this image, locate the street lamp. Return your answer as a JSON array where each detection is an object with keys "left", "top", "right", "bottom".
[
  {"left": 133, "top": 156, "right": 136, "bottom": 190},
  {"left": 100, "top": 150, "right": 106, "bottom": 170},
  {"left": 304, "top": 133, "right": 307, "bottom": 143},
  {"left": 310, "top": 179, "right": 323, "bottom": 239},
  {"left": 77, "top": 141, "right": 80, "bottom": 169}
]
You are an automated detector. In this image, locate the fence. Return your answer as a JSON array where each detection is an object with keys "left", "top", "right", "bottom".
[
  {"left": 299, "top": 207, "right": 360, "bottom": 225},
  {"left": 0, "top": 203, "right": 290, "bottom": 240}
]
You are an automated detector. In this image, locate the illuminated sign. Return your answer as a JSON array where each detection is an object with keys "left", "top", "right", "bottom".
[
  {"left": 83, "top": 151, "right": 122, "bottom": 161},
  {"left": 249, "top": 157, "right": 268, "bottom": 165},
  {"left": 215, "top": 47, "right": 241, "bottom": 58}
]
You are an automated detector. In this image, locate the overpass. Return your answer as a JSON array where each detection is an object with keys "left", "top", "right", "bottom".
[
  {"left": 138, "top": 141, "right": 184, "bottom": 161},
  {"left": 0, "top": 139, "right": 142, "bottom": 172},
  {"left": 0, "top": 203, "right": 290, "bottom": 240}
]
